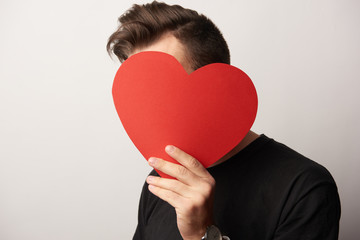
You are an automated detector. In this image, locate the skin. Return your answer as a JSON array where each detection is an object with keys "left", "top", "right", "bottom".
[{"left": 131, "top": 33, "right": 259, "bottom": 240}]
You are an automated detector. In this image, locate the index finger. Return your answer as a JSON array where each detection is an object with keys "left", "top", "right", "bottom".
[{"left": 165, "top": 145, "right": 211, "bottom": 179}]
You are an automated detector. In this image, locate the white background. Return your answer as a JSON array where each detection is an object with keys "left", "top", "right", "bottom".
[{"left": 0, "top": 0, "right": 359, "bottom": 239}]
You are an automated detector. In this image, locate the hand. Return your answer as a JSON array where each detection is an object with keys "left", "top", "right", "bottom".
[{"left": 147, "top": 145, "right": 216, "bottom": 240}]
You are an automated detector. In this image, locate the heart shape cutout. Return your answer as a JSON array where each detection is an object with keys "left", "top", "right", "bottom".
[{"left": 112, "top": 51, "right": 257, "bottom": 178}]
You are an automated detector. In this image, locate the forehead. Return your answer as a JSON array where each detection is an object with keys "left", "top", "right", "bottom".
[{"left": 130, "top": 33, "right": 193, "bottom": 74}]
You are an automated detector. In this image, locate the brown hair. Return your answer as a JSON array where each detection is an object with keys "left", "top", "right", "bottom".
[{"left": 106, "top": 1, "right": 230, "bottom": 70}]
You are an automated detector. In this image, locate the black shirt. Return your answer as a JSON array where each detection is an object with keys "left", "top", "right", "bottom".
[{"left": 133, "top": 134, "right": 341, "bottom": 239}]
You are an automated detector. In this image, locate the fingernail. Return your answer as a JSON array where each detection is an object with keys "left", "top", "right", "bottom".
[
  {"left": 148, "top": 157, "right": 157, "bottom": 166},
  {"left": 165, "top": 145, "right": 175, "bottom": 153},
  {"left": 148, "top": 185, "right": 155, "bottom": 190},
  {"left": 147, "top": 176, "right": 154, "bottom": 183}
]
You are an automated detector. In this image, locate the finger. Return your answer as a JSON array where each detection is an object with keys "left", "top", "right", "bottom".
[
  {"left": 165, "top": 145, "right": 211, "bottom": 179},
  {"left": 148, "top": 157, "right": 197, "bottom": 185},
  {"left": 146, "top": 176, "right": 192, "bottom": 198},
  {"left": 148, "top": 184, "right": 184, "bottom": 209}
]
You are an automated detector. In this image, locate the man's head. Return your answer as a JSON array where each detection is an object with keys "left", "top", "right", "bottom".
[{"left": 106, "top": 1, "right": 230, "bottom": 72}]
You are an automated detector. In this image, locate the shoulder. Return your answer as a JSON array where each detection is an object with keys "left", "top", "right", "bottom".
[
  {"left": 258, "top": 136, "right": 340, "bottom": 236},
  {"left": 256, "top": 135, "right": 336, "bottom": 185},
  {"left": 259, "top": 135, "right": 340, "bottom": 208},
  {"left": 228, "top": 134, "right": 339, "bottom": 203},
  {"left": 213, "top": 134, "right": 337, "bottom": 188}
]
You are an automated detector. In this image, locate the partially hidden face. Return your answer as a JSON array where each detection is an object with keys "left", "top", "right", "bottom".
[{"left": 112, "top": 50, "right": 258, "bottom": 178}]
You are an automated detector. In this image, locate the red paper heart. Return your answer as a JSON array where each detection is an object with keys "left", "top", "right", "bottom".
[{"left": 112, "top": 51, "right": 257, "bottom": 178}]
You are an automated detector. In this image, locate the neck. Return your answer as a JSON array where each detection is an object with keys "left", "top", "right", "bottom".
[{"left": 209, "top": 130, "right": 259, "bottom": 167}]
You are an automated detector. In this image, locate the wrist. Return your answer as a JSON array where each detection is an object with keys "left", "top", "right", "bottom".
[{"left": 182, "top": 227, "right": 208, "bottom": 240}]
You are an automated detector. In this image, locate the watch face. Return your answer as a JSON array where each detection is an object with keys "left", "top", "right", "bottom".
[{"left": 207, "top": 225, "right": 221, "bottom": 240}]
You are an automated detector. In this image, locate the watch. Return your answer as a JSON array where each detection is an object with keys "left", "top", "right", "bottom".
[{"left": 201, "top": 225, "right": 230, "bottom": 240}]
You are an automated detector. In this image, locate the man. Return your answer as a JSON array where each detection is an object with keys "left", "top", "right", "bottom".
[{"left": 107, "top": 2, "right": 341, "bottom": 240}]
